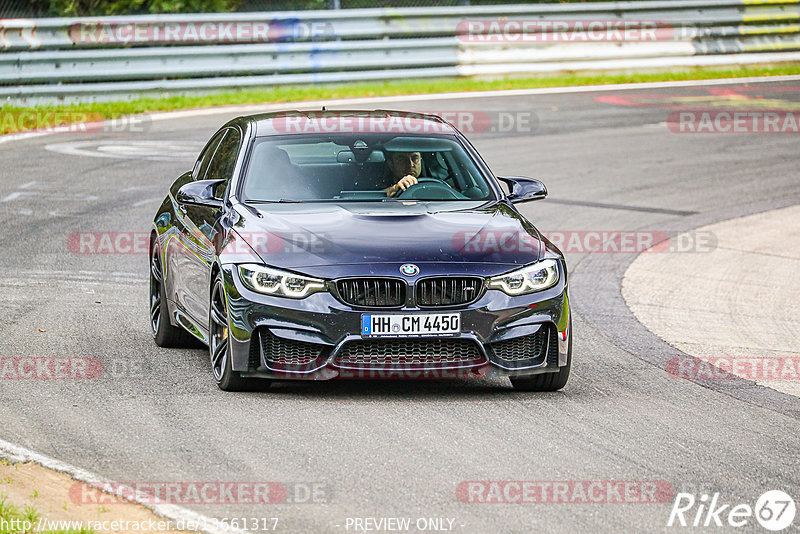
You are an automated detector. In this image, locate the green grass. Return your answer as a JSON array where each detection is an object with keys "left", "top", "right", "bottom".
[
  {"left": 0, "top": 494, "right": 92, "bottom": 534},
  {"left": 1, "top": 62, "right": 799, "bottom": 136}
]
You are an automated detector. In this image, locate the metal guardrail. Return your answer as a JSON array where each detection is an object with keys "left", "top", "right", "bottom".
[{"left": 1, "top": 0, "right": 799, "bottom": 103}]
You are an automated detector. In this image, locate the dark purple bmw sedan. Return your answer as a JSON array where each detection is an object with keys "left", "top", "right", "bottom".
[{"left": 149, "top": 110, "right": 571, "bottom": 391}]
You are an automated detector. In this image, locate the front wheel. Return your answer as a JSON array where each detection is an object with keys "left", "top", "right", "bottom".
[
  {"left": 150, "top": 237, "right": 201, "bottom": 348},
  {"left": 209, "top": 273, "right": 267, "bottom": 392},
  {"left": 510, "top": 321, "right": 572, "bottom": 392}
]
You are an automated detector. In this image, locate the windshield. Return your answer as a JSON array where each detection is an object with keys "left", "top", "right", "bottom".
[{"left": 241, "top": 134, "right": 495, "bottom": 202}]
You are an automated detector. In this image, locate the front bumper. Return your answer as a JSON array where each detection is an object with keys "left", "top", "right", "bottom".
[{"left": 220, "top": 264, "right": 570, "bottom": 380}]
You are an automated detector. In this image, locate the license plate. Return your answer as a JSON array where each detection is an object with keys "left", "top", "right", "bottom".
[{"left": 361, "top": 313, "right": 461, "bottom": 337}]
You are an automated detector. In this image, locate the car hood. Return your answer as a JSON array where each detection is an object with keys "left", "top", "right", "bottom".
[{"left": 230, "top": 200, "right": 543, "bottom": 274}]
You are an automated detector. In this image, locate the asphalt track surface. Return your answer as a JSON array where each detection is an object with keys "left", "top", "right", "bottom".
[{"left": 1, "top": 79, "right": 799, "bottom": 533}]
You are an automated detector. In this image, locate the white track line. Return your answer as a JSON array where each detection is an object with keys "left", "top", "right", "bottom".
[
  {"left": 0, "top": 438, "right": 246, "bottom": 534},
  {"left": 0, "top": 131, "right": 49, "bottom": 145},
  {"left": 3, "top": 74, "right": 800, "bottom": 141},
  {"left": 145, "top": 74, "right": 800, "bottom": 122}
]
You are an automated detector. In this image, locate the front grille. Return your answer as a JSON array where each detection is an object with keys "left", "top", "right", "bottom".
[
  {"left": 336, "top": 278, "right": 406, "bottom": 307},
  {"left": 416, "top": 277, "right": 483, "bottom": 307},
  {"left": 488, "top": 326, "right": 552, "bottom": 363},
  {"left": 334, "top": 338, "right": 484, "bottom": 369},
  {"left": 258, "top": 329, "right": 331, "bottom": 371}
]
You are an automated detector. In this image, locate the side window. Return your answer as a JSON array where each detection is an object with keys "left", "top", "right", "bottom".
[
  {"left": 204, "top": 128, "right": 242, "bottom": 198},
  {"left": 194, "top": 130, "right": 226, "bottom": 180}
]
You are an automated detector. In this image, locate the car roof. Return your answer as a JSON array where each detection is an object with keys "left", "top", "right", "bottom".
[{"left": 246, "top": 109, "right": 459, "bottom": 137}]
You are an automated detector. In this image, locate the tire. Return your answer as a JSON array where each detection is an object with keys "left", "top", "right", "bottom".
[
  {"left": 209, "top": 273, "right": 268, "bottom": 392},
  {"left": 150, "top": 237, "right": 202, "bottom": 348},
  {"left": 510, "top": 320, "right": 572, "bottom": 392}
]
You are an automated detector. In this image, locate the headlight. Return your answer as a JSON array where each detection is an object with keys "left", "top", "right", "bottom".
[
  {"left": 238, "top": 264, "right": 326, "bottom": 298},
  {"left": 488, "top": 259, "right": 559, "bottom": 296}
]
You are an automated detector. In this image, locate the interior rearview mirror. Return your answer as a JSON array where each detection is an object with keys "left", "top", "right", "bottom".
[{"left": 337, "top": 150, "right": 385, "bottom": 163}]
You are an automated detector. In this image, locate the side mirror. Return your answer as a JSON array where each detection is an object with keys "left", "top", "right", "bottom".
[
  {"left": 497, "top": 176, "right": 547, "bottom": 204},
  {"left": 176, "top": 179, "right": 225, "bottom": 209}
]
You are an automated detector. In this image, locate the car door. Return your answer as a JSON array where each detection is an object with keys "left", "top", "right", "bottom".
[
  {"left": 168, "top": 129, "right": 226, "bottom": 324},
  {"left": 180, "top": 127, "right": 242, "bottom": 329}
]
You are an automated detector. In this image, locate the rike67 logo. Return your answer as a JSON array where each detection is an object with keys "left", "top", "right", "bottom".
[{"left": 668, "top": 490, "right": 796, "bottom": 531}]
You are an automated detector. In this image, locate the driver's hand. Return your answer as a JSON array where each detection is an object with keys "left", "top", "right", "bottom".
[{"left": 389, "top": 175, "right": 418, "bottom": 197}]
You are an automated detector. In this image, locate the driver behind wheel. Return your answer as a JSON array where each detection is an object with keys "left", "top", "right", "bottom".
[{"left": 383, "top": 151, "right": 421, "bottom": 197}]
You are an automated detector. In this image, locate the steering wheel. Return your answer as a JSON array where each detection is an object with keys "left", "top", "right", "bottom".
[{"left": 396, "top": 177, "right": 466, "bottom": 200}]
